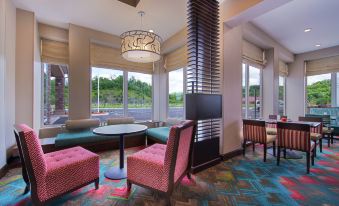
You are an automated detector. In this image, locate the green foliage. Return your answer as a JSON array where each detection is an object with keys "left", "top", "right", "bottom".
[
  {"left": 307, "top": 79, "right": 331, "bottom": 106},
  {"left": 169, "top": 92, "right": 184, "bottom": 107}
]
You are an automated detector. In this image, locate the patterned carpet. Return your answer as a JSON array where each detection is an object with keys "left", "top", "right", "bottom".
[{"left": 0, "top": 141, "right": 338, "bottom": 206}]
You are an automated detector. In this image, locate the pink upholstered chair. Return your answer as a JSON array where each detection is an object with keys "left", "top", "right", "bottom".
[
  {"left": 14, "top": 124, "right": 100, "bottom": 205},
  {"left": 127, "top": 120, "right": 196, "bottom": 203}
]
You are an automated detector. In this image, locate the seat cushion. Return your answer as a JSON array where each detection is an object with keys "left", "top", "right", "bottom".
[
  {"left": 323, "top": 127, "right": 334, "bottom": 133},
  {"left": 146, "top": 127, "right": 170, "bottom": 143},
  {"left": 55, "top": 130, "right": 118, "bottom": 147},
  {"left": 267, "top": 135, "right": 277, "bottom": 143},
  {"left": 266, "top": 127, "right": 277, "bottom": 135},
  {"left": 44, "top": 146, "right": 99, "bottom": 199},
  {"left": 311, "top": 133, "right": 322, "bottom": 141},
  {"left": 127, "top": 144, "right": 167, "bottom": 192}
]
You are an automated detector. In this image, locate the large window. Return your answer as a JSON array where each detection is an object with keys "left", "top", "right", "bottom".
[
  {"left": 91, "top": 67, "right": 153, "bottom": 122},
  {"left": 91, "top": 68, "right": 124, "bottom": 121},
  {"left": 242, "top": 63, "right": 262, "bottom": 119},
  {"left": 306, "top": 73, "right": 331, "bottom": 108},
  {"left": 168, "top": 68, "right": 184, "bottom": 119},
  {"left": 43, "top": 64, "right": 69, "bottom": 125},
  {"left": 279, "top": 76, "right": 286, "bottom": 116},
  {"left": 128, "top": 72, "right": 152, "bottom": 121}
]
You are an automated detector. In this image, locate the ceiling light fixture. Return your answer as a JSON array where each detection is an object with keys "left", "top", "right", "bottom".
[
  {"left": 120, "top": 11, "right": 162, "bottom": 63},
  {"left": 315, "top": 44, "right": 321, "bottom": 47},
  {"left": 304, "top": 28, "right": 312, "bottom": 33}
]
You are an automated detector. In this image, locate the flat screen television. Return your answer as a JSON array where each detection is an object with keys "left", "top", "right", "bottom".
[{"left": 185, "top": 93, "right": 222, "bottom": 120}]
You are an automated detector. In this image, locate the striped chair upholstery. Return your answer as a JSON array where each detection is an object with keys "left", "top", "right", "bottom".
[
  {"left": 127, "top": 120, "right": 196, "bottom": 202},
  {"left": 243, "top": 119, "right": 276, "bottom": 162},
  {"left": 298, "top": 116, "right": 323, "bottom": 156},
  {"left": 277, "top": 122, "right": 315, "bottom": 173},
  {"left": 14, "top": 124, "right": 100, "bottom": 205},
  {"left": 306, "top": 114, "right": 334, "bottom": 147}
]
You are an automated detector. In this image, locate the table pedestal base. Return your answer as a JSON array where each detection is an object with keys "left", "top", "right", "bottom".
[{"left": 104, "top": 167, "right": 127, "bottom": 180}]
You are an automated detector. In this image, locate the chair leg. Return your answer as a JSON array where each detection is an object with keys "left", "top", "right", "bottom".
[
  {"left": 327, "top": 134, "right": 330, "bottom": 147},
  {"left": 313, "top": 140, "right": 317, "bottom": 157},
  {"left": 331, "top": 133, "right": 334, "bottom": 144},
  {"left": 283, "top": 148, "right": 287, "bottom": 159},
  {"left": 95, "top": 178, "right": 99, "bottom": 190},
  {"left": 272, "top": 141, "right": 276, "bottom": 157},
  {"left": 311, "top": 149, "right": 315, "bottom": 166},
  {"left": 127, "top": 180, "right": 132, "bottom": 191},
  {"left": 165, "top": 195, "right": 172, "bottom": 206},
  {"left": 319, "top": 138, "right": 323, "bottom": 153},
  {"left": 306, "top": 152, "right": 310, "bottom": 174},
  {"left": 253, "top": 142, "right": 255, "bottom": 152},
  {"left": 243, "top": 141, "right": 246, "bottom": 156},
  {"left": 277, "top": 147, "right": 281, "bottom": 166},
  {"left": 263, "top": 143, "right": 267, "bottom": 162}
]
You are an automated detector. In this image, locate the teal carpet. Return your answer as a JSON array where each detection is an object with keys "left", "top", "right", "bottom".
[{"left": 0, "top": 141, "right": 338, "bottom": 206}]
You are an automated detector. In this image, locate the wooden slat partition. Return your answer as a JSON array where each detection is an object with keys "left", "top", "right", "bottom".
[{"left": 187, "top": 0, "right": 221, "bottom": 164}]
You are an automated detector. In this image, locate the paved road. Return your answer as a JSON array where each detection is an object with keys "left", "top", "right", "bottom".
[{"left": 52, "top": 107, "right": 184, "bottom": 125}]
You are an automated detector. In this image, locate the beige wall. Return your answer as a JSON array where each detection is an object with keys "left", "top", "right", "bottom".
[
  {"left": 287, "top": 45, "right": 339, "bottom": 120},
  {"left": 0, "top": 0, "right": 16, "bottom": 168}
]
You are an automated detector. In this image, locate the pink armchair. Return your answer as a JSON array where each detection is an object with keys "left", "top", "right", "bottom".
[
  {"left": 14, "top": 124, "right": 100, "bottom": 205},
  {"left": 127, "top": 120, "right": 196, "bottom": 204}
]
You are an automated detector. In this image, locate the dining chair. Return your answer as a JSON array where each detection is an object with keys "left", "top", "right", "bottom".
[
  {"left": 298, "top": 116, "right": 323, "bottom": 157},
  {"left": 266, "top": 115, "right": 278, "bottom": 135},
  {"left": 277, "top": 122, "right": 315, "bottom": 174},
  {"left": 243, "top": 119, "right": 276, "bottom": 162},
  {"left": 126, "top": 120, "right": 196, "bottom": 205},
  {"left": 14, "top": 124, "right": 100, "bottom": 205},
  {"left": 306, "top": 114, "right": 334, "bottom": 147}
]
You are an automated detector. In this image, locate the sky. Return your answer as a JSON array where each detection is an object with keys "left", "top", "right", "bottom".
[
  {"left": 169, "top": 68, "right": 184, "bottom": 93},
  {"left": 307, "top": 73, "right": 331, "bottom": 85}
]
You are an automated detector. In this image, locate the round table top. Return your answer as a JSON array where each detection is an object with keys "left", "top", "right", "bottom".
[{"left": 93, "top": 124, "right": 148, "bottom": 136}]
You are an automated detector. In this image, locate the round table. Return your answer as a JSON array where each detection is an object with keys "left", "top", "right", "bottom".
[{"left": 93, "top": 124, "right": 148, "bottom": 180}]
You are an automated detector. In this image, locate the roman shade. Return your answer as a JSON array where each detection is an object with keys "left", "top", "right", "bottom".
[
  {"left": 242, "top": 40, "right": 265, "bottom": 66},
  {"left": 41, "top": 39, "right": 69, "bottom": 65},
  {"left": 279, "top": 60, "right": 288, "bottom": 76},
  {"left": 306, "top": 55, "right": 339, "bottom": 76},
  {"left": 164, "top": 45, "right": 188, "bottom": 71},
  {"left": 90, "top": 43, "right": 154, "bottom": 74}
]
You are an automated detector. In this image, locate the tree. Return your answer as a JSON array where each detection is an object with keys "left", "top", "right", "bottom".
[{"left": 307, "top": 79, "right": 331, "bottom": 106}]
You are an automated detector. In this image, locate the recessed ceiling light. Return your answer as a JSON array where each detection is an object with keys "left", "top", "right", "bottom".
[
  {"left": 149, "top": 29, "right": 154, "bottom": 33},
  {"left": 315, "top": 44, "right": 321, "bottom": 47},
  {"left": 304, "top": 28, "right": 312, "bottom": 33}
]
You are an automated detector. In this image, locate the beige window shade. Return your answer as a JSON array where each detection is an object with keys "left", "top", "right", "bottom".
[
  {"left": 90, "top": 43, "right": 153, "bottom": 74},
  {"left": 306, "top": 55, "right": 339, "bottom": 76},
  {"left": 164, "top": 45, "right": 188, "bottom": 71},
  {"left": 41, "top": 39, "right": 69, "bottom": 65},
  {"left": 279, "top": 60, "right": 288, "bottom": 76},
  {"left": 242, "top": 40, "right": 264, "bottom": 66}
]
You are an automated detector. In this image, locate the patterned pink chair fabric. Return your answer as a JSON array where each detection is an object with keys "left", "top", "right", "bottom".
[
  {"left": 277, "top": 122, "right": 315, "bottom": 173},
  {"left": 127, "top": 120, "right": 196, "bottom": 196},
  {"left": 15, "top": 124, "right": 99, "bottom": 205}
]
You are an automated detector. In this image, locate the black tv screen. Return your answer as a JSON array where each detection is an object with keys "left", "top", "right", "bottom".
[{"left": 185, "top": 93, "right": 222, "bottom": 120}]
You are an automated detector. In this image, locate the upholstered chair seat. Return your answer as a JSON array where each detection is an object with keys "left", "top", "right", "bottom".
[
  {"left": 266, "top": 128, "right": 277, "bottom": 135},
  {"left": 310, "top": 133, "right": 322, "bottom": 141},
  {"left": 323, "top": 127, "right": 334, "bottom": 133},
  {"left": 267, "top": 135, "right": 277, "bottom": 143}
]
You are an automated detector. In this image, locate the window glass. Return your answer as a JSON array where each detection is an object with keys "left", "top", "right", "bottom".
[
  {"left": 242, "top": 64, "right": 246, "bottom": 118},
  {"left": 248, "top": 65, "right": 261, "bottom": 119},
  {"left": 91, "top": 67, "right": 124, "bottom": 121},
  {"left": 168, "top": 68, "right": 184, "bottom": 119},
  {"left": 306, "top": 73, "right": 331, "bottom": 108},
  {"left": 43, "top": 64, "right": 69, "bottom": 125},
  {"left": 128, "top": 72, "right": 152, "bottom": 121},
  {"left": 279, "top": 76, "right": 286, "bottom": 116}
]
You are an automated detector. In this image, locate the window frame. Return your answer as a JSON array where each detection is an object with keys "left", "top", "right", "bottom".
[
  {"left": 166, "top": 67, "right": 187, "bottom": 120},
  {"left": 279, "top": 75, "right": 287, "bottom": 116}
]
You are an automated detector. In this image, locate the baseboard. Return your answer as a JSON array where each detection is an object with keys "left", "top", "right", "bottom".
[
  {"left": 222, "top": 148, "right": 243, "bottom": 160},
  {"left": 191, "top": 156, "right": 222, "bottom": 174}
]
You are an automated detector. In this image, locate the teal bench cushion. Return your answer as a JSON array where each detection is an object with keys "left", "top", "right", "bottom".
[
  {"left": 55, "top": 130, "right": 118, "bottom": 147},
  {"left": 146, "top": 127, "right": 170, "bottom": 143}
]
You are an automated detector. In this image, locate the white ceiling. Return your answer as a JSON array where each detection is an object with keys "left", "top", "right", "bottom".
[
  {"left": 12, "top": 0, "right": 188, "bottom": 41},
  {"left": 252, "top": 0, "right": 339, "bottom": 54}
]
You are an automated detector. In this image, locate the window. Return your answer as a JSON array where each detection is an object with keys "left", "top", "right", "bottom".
[
  {"left": 168, "top": 68, "right": 184, "bottom": 119},
  {"left": 128, "top": 72, "right": 152, "bottom": 121},
  {"left": 306, "top": 73, "right": 331, "bottom": 108},
  {"left": 91, "top": 68, "right": 124, "bottom": 121},
  {"left": 242, "top": 63, "right": 262, "bottom": 119},
  {"left": 91, "top": 68, "right": 153, "bottom": 122},
  {"left": 279, "top": 76, "right": 286, "bottom": 116},
  {"left": 43, "top": 64, "right": 69, "bottom": 125}
]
